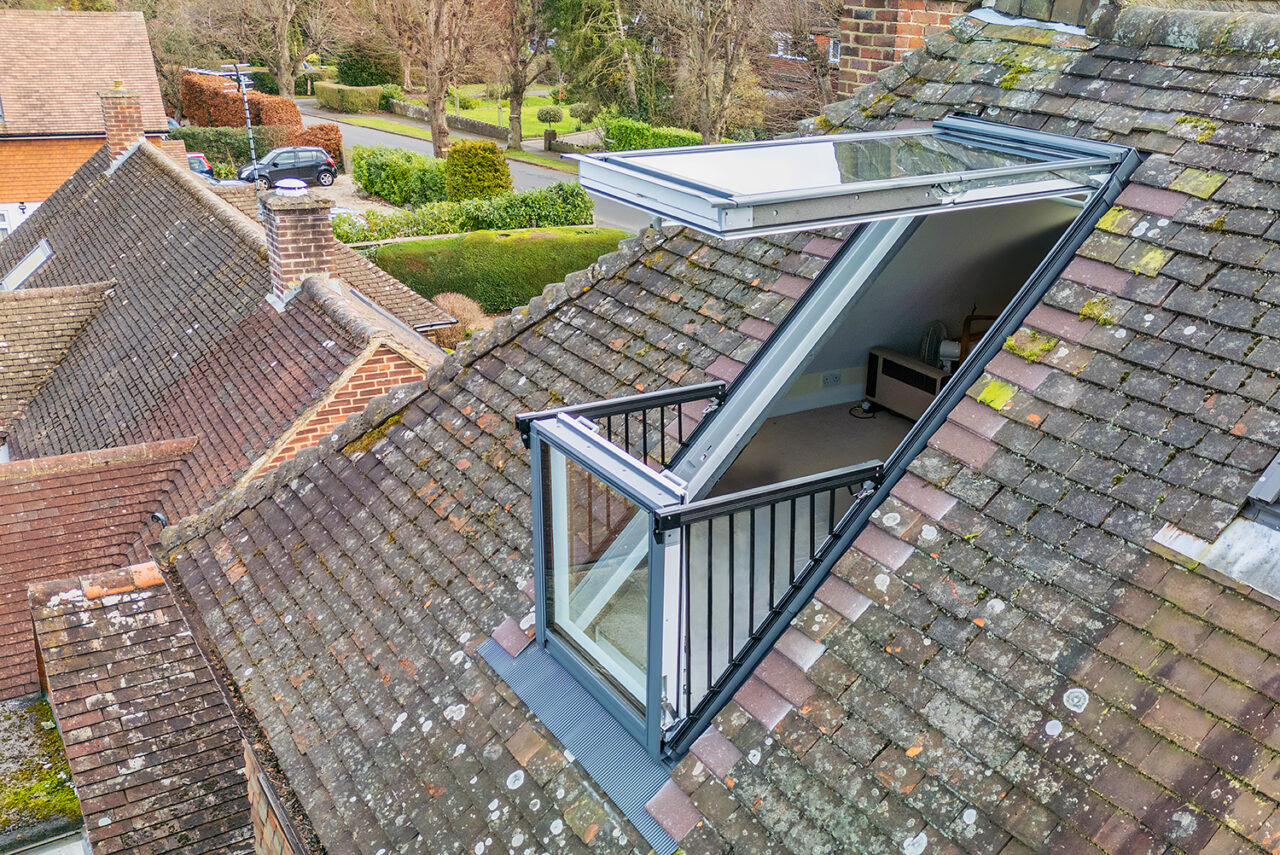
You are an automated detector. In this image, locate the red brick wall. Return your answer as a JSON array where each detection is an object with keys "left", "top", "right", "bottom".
[
  {"left": 258, "top": 345, "right": 423, "bottom": 474},
  {"left": 838, "top": 0, "right": 967, "bottom": 97},
  {"left": 246, "top": 741, "right": 297, "bottom": 855}
]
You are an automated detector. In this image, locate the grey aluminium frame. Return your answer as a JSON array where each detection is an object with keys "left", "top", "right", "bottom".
[{"left": 529, "top": 414, "right": 685, "bottom": 753}]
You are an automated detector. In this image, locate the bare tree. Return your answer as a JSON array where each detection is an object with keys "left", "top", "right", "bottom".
[
  {"left": 763, "top": 0, "right": 841, "bottom": 112},
  {"left": 121, "top": 0, "right": 224, "bottom": 118},
  {"left": 211, "top": 0, "right": 338, "bottom": 98},
  {"left": 640, "top": 0, "right": 767, "bottom": 143},
  {"left": 347, "top": 0, "right": 474, "bottom": 156},
  {"left": 495, "top": 0, "right": 554, "bottom": 151}
]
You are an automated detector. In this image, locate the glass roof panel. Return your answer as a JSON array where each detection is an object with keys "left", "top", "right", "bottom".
[
  {"left": 623, "top": 132, "right": 1046, "bottom": 198},
  {"left": 573, "top": 116, "right": 1135, "bottom": 238}
]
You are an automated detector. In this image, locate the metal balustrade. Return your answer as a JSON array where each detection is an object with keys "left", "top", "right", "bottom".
[{"left": 652, "top": 462, "right": 882, "bottom": 751}]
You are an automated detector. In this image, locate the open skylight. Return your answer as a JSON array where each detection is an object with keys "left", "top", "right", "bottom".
[{"left": 576, "top": 116, "right": 1127, "bottom": 238}]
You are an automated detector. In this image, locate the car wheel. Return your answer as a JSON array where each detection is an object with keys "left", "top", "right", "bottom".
[
  {"left": 317, "top": 170, "right": 335, "bottom": 186},
  {"left": 256, "top": 176, "right": 271, "bottom": 191}
]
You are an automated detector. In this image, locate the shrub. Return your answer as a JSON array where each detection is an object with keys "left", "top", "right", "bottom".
[
  {"left": 445, "top": 139, "right": 512, "bottom": 201},
  {"left": 179, "top": 73, "right": 302, "bottom": 128},
  {"left": 604, "top": 116, "right": 702, "bottom": 151},
  {"left": 429, "top": 292, "right": 488, "bottom": 350},
  {"left": 333, "top": 181, "right": 594, "bottom": 243},
  {"left": 169, "top": 124, "right": 293, "bottom": 168},
  {"left": 380, "top": 83, "right": 405, "bottom": 110},
  {"left": 373, "top": 227, "right": 627, "bottom": 314},
  {"left": 351, "top": 145, "right": 445, "bottom": 206},
  {"left": 336, "top": 39, "right": 402, "bottom": 87},
  {"left": 568, "top": 102, "right": 597, "bottom": 122},
  {"left": 448, "top": 88, "right": 479, "bottom": 110},
  {"left": 286, "top": 123, "right": 343, "bottom": 167},
  {"left": 295, "top": 67, "right": 336, "bottom": 96},
  {"left": 535, "top": 105, "right": 563, "bottom": 123},
  {"left": 249, "top": 70, "right": 278, "bottom": 95},
  {"left": 314, "top": 81, "right": 382, "bottom": 113}
]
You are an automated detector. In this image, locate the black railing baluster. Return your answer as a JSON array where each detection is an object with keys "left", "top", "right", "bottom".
[
  {"left": 809, "top": 494, "right": 816, "bottom": 563},
  {"left": 768, "top": 503, "right": 777, "bottom": 609},
  {"left": 683, "top": 532, "right": 692, "bottom": 719},
  {"left": 828, "top": 488, "right": 835, "bottom": 543},
  {"left": 705, "top": 520, "right": 713, "bottom": 702},
  {"left": 749, "top": 508, "right": 756, "bottom": 632},
  {"left": 728, "top": 513, "right": 736, "bottom": 660},
  {"left": 789, "top": 499, "right": 797, "bottom": 585},
  {"left": 660, "top": 407, "right": 668, "bottom": 466},
  {"left": 641, "top": 408, "right": 650, "bottom": 464}
]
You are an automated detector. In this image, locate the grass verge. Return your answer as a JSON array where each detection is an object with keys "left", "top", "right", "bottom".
[{"left": 343, "top": 115, "right": 433, "bottom": 140}]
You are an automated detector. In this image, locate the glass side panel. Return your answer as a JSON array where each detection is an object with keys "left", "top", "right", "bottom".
[
  {"left": 543, "top": 445, "right": 651, "bottom": 706},
  {"left": 622, "top": 132, "right": 1046, "bottom": 197}
]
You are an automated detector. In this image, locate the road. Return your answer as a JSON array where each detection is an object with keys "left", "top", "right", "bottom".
[{"left": 301, "top": 109, "right": 651, "bottom": 234}]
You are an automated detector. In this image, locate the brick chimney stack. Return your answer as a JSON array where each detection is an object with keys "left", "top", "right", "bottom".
[
  {"left": 262, "top": 185, "right": 335, "bottom": 311},
  {"left": 99, "top": 80, "right": 144, "bottom": 159}
]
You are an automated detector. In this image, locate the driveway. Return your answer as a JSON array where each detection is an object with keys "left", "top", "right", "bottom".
[{"left": 302, "top": 107, "right": 650, "bottom": 234}]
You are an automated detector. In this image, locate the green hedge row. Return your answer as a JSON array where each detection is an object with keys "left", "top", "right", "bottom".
[
  {"left": 604, "top": 117, "right": 702, "bottom": 151},
  {"left": 314, "top": 81, "right": 382, "bottom": 113},
  {"left": 332, "top": 182, "right": 595, "bottom": 243},
  {"left": 372, "top": 227, "right": 627, "bottom": 313},
  {"left": 170, "top": 124, "right": 292, "bottom": 168},
  {"left": 352, "top": 145, "right": 446, "bottom": 207}
]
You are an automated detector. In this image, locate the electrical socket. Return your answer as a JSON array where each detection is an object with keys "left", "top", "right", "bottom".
[{"left": 821, "top": 371, "right": 842, "bottom": 388}]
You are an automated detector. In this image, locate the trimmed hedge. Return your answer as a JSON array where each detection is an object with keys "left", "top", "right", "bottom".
[
  {"left": 604, "top": 116, "right": 702, "bottom": 151},
  {"left": 288, "top": 123, "right": 344, "bottom": 167},
  {"left": 373, "top": 227, "right": 627, "bottom": 313},
  {"left": 170, "top": 124, "right": 291, "bottom": 167},
  {"left": 170, "top": 123, "right": 344, "bottom": 168},
  {"left": 351, "top": 145, "right": 445, "bottom": 206},
  {"left": 180, "top": 73, "right": 302, "bottom": 128},
  {"left": 337, "top": 40, "right": 402, "bottom": 87},
  {"left": 331, "top": 182, "right": 595, "bottom": 243},
  {"left": 249, "top": 70, "right": 278, "bottom": 95},
  {"left": 444, "top": 139, "right": 512, "bottom": 202},
  {"left": 535, "top": 105, "right": 563, "bottom": 123},
  {"left": 314, "top": 81, "right": 382, "bottom": 114}
]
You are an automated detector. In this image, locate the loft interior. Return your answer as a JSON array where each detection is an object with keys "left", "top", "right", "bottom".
[
  {"left": 713, "top": 198, "right": 1081, "bottom": 496},
  {"left": 524, "top": 117, "right": 1141, "bottom": 762}
]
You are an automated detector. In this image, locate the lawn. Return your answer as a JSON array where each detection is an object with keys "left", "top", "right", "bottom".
[
  {"left": 450, "top": 94, "right": 598, "bottom": 139},
  {"left": 372, "top": 226, "right": 626, "bottom": 313},
  {"left": 504, "top": 149, "right": 579, "bottom": 175}
]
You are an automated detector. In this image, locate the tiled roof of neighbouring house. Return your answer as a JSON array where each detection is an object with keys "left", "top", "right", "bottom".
[
  {"left": 0, "top": 438, "right": 194, "bottom": 700},
  {"left": 162, "top": 226, "right": 836, "bottom": 854},
  {"left": 30, "top": 563, "right": 253, "bottom": 855},
  {"left": 0, "top": 141, "right": 444, "bottom": 521},
  {"left": 0, "top": 282, "right": 110, "bottom": 434},
  {"left": 0, "top": 10, "right": 168, "bottom": 137},
  {"left": 146, "top": 4, "right": 1280, "bottom": 854}
]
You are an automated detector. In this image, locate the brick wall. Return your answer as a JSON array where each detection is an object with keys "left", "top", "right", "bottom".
[
  {"left": 246, "top": 741, "right": 298, "bottom": 855},
  {"left": 257, "top": 345, "right": 424, "bottom": 475},
  {"left": 837, "top": 0, "right": 967, "bottom": 97},
  {"left": 210, "top": 182, "right": 263, "bottom": 221}
]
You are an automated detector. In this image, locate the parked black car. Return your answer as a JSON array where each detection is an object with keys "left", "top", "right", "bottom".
[{"left": 237, "top": 146, "right": 337, "bottom": 189}]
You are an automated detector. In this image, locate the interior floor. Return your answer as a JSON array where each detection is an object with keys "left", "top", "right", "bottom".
[{"left": 712, "top": 404, "right": 914, "bottom": 495}]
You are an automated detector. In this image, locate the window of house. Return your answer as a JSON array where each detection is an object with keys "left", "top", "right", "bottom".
[
  {"left": 520, "top": 118, "right": 1139, "bottom": 762},
  {"left": 827, "top": 36, "right": 840, "bottom": 64},
  {"left": 1, "top": 239, "right": 52, "bottom": 290}
]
